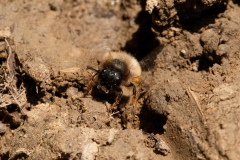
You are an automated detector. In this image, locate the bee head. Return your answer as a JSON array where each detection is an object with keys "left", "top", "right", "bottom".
[
  {"left": 99, "top": 67, "right": 122, "bottom": 87},
  {"left": 99, "top": 59, "right": 128, "bottom": 89}
]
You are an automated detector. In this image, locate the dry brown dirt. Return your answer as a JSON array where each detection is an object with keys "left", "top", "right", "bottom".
[{"left": 0, "top": 0, "right": 240, "bottom": 160}]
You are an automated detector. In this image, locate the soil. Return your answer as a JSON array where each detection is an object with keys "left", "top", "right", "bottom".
[{"left": 0, "top": 0, "right": 240, "bottom": 160}]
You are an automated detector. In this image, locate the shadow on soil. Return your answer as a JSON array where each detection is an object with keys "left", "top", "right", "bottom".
[
  {"left": 14, "top": 55, "right": 45, "bottom": 105},
  {"left": 122, "top": 0, "right": 160, "bottom": 61},
  {"left": 179, "top": 3, "right": 227, "bottom": 32},
  {"left": 232, "top": 0, "right": 240, "bottom": 5},
  {"left": 0, "top": 104, "right": 21, "bottom": 130}
]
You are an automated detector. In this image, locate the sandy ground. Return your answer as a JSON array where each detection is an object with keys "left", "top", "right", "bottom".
[{"left": 0, "top": 0, "right": 240, "bottom": 159}]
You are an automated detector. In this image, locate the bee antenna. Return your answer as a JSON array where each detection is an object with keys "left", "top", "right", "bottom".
[{"left": 87, "top": 66, "right": 99, "bottom": 73}]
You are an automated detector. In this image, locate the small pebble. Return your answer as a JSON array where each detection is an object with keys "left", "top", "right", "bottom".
[{"left": 0, "top": 122, "right": 6, "bottom": 135}]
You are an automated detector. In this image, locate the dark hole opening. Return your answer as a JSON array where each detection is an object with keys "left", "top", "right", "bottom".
[
  {"left": 22, "top": 75, "right": 45, "bottom": 105},
  {"left": 139, "top": 105, "right": 167, "bottom": 134},
  {"left": 190, "top": 54, "right": 222, "bottom": 71}
]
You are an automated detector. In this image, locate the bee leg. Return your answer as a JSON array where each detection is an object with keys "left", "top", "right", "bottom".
[
  {"left": 86, "top": 66, "right": 98, "bottom": 72},
  {"left": 110, "top": 87, "right": 123, "bottom": 111},
  {"left": 135, "top": 82, "right": 150, "bottom": 101},
  {"left": 123, "top": 82, "right": 138, "bottom": 106},
  {"left": 132, "top": 84, "right": 137, "bottom": 107},
  {"left": 84, "top": 71, "right": 98, "bottom": 97}
]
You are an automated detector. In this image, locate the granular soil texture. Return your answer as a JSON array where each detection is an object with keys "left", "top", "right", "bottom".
[{"left": 0, "top": 0, "right": 240, "bottom": 159}]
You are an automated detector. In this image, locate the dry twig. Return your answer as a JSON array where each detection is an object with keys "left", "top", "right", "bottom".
[
  {"left": 0, "top": 28, "right": 27, "bottom": 108},
  {"left": 187, "top": 87, "right": 206, "bottom": 126}
]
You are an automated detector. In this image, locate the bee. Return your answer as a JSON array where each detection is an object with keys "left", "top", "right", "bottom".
[{"left": 86, "top": 51, "right": 142, "bottom": 111}]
